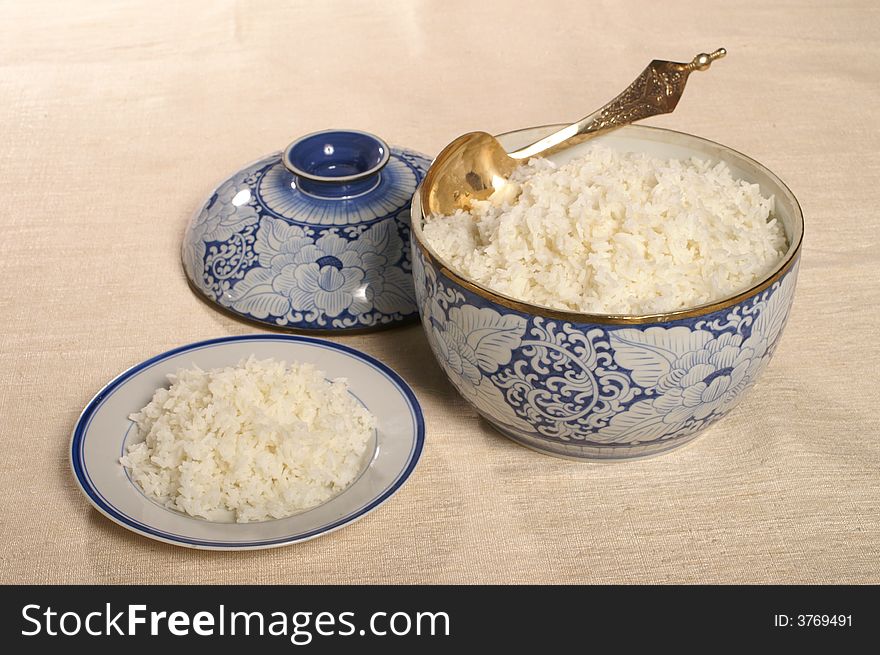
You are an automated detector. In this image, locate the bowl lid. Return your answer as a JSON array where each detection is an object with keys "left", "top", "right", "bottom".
[{"left": 183, "top": 130, "right": 431, "bottom": 333}]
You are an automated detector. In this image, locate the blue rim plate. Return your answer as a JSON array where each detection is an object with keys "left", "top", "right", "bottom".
[{"left": 70, "top": 335, "right": 425, "bottom": 550}]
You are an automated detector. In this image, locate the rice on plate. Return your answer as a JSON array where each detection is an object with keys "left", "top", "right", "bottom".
[
  {"left": 422, "top": 145, "right": 787, "bottom": 314},
  {"left": 120, "top": 356, "right": 375, "bottom": 523}
]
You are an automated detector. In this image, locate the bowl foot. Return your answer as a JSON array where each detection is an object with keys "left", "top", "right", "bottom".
[{"left": 490, "top": 422, "right": 708, "bottom": 462}]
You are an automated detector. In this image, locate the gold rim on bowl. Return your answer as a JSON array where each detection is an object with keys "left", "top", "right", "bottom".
[{"left": 411, "top": 124, "right": 804, "bottom": 325}]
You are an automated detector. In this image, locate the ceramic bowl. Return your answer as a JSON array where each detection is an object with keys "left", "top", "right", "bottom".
[
  {"left": 183, "top": 130, "right": 431, "bottom": 333},
  {"left": 411, "top": 124, "right": 803, "bottom": 460}
]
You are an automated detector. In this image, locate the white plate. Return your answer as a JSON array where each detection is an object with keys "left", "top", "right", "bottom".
[{"left": 70, "top": 335, "right": 424, "bottom": 550}]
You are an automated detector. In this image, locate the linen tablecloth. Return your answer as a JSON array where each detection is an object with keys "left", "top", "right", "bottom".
[{"left": 2, "top": 0, "right": 878, "bottom": 584}]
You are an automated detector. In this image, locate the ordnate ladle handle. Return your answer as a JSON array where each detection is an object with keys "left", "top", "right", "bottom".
[{"left": 508, "top": 48, "right": 727, "bottom": 161}]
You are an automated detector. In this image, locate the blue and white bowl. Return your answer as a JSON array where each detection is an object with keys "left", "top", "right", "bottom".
[
  {"left": 411, "top": 125, "right": 803, "bottom": 460},
  {"left": 183, "top": 130, "right": 431, "bottom": 332}
]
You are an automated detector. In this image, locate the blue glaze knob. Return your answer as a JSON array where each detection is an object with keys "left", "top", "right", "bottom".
[
  {"left": 182, "top": 130, "right": 432, "bottom": 332},
  {"left": 283, "top": 130, "right": 390, "bottom": 199}
]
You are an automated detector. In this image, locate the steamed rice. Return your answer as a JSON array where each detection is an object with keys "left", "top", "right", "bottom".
[
  {"left": 422, "top": 145, "right": 787, "bottom": 314},
  {"left": 120, "top": 357, "right": 375, "bottom": 523}
]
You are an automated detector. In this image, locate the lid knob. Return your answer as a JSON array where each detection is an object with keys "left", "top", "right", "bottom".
[{"left": 282, "top": 129, "right": 391, "bottom": 199}]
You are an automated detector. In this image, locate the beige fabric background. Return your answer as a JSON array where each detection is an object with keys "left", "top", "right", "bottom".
[{"left": 1, "top": 0, "right": 878, "bottom": 584}]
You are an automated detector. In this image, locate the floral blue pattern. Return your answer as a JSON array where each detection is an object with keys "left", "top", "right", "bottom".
[
  {"left": 184, "top": 146, "right": 431, "bottom": 331},
  {"left": 413, "top": 242, "right": 800, "bottom": 460},
  {"left": 227, "top": 216, "right": 414, "bottom": 323}
]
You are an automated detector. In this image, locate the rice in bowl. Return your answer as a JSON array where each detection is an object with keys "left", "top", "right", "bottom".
[
  {"left": 421, "top": 145, "right": 787, "bottom": 315},
  {"left": 120, "top": 356, "right": 376, "bottom": 523}
]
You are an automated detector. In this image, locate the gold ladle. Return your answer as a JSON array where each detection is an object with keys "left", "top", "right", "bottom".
[{"left": 421, "top": 48, "right": 726, "bottom": 216}]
